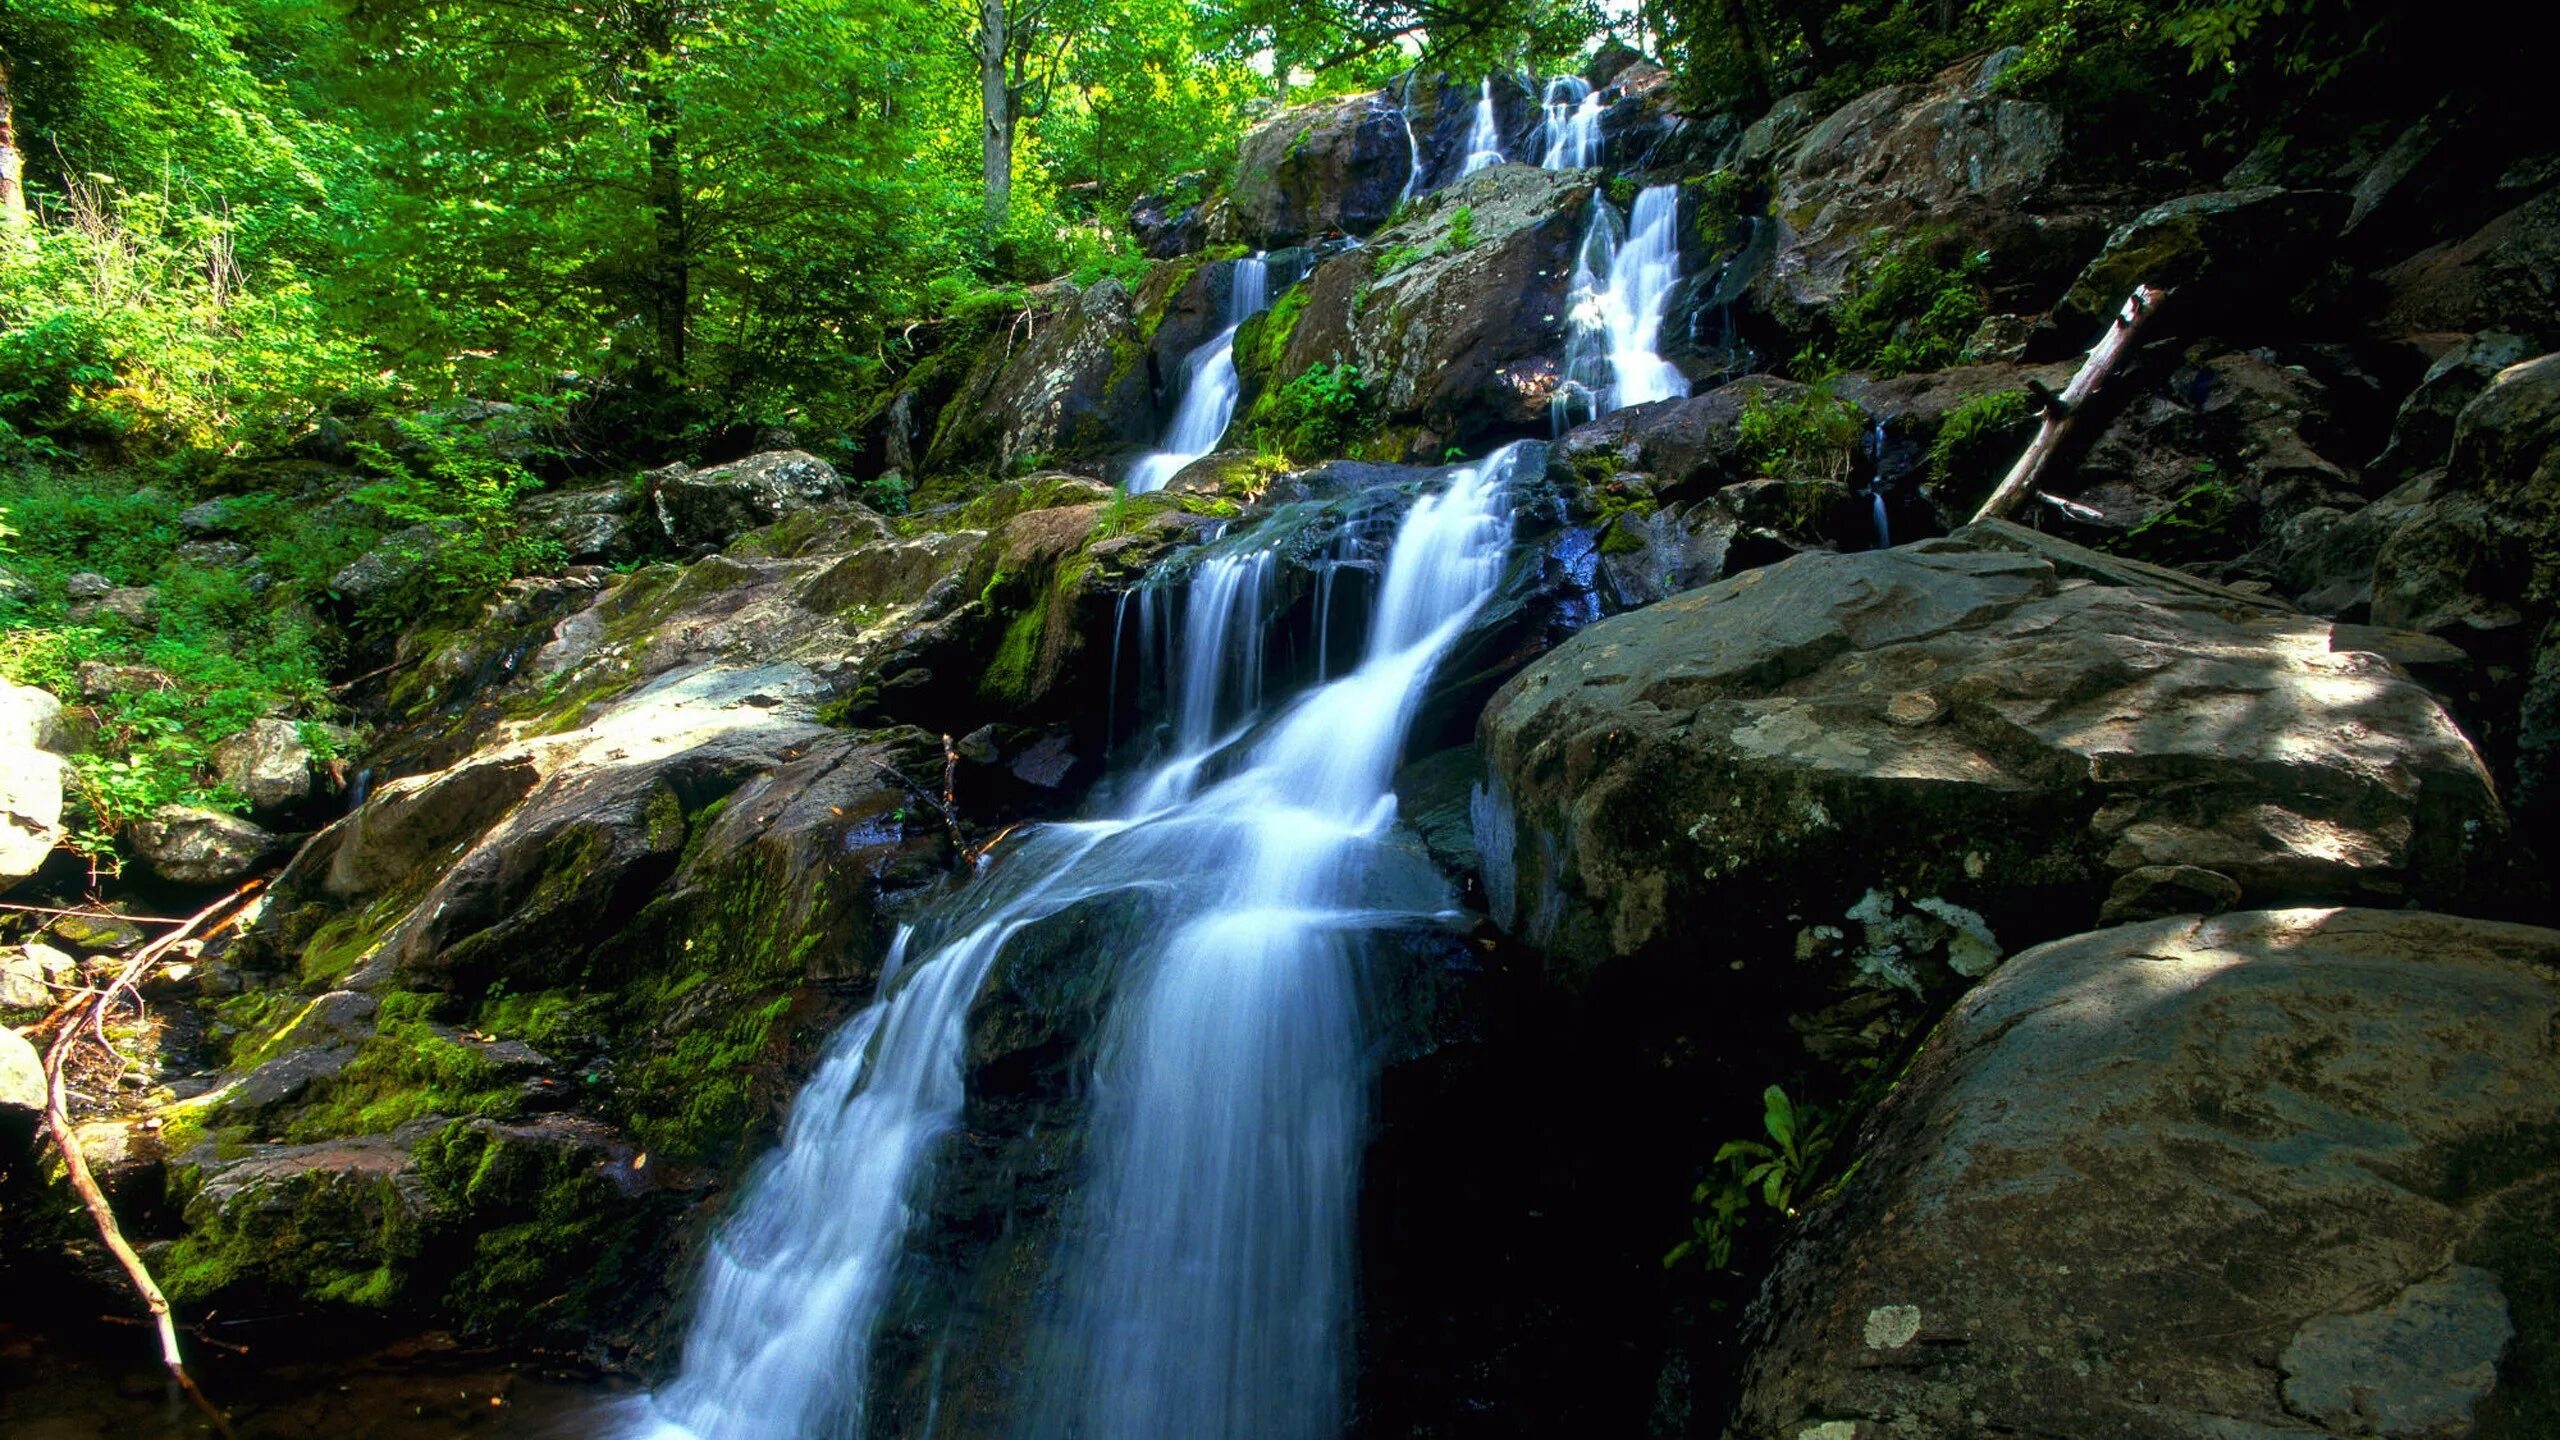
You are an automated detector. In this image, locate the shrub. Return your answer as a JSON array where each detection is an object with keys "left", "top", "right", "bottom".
[
  {"left": 1250, "top": 362, "right": 1375, "bottom": 461},
  {"left": 1736, "top": 384, "right": 1864, "bottom": 484},
  {"left": 1807, "top": 234, "right": 1990, "bottom": 378}
]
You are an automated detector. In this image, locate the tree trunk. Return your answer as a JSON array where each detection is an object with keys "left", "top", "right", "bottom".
[
  {"left": 2, "top": 57, "right": 29, "bottom": 237},
  {"left": 979, "top": 0, "right": 1011, "bottom": 230},
  {"left": 634, "top": 8, "right": 688, "bottom": 380},
  {"left": 1717, "top": 0, "right": 1772, "bottom": 111}
]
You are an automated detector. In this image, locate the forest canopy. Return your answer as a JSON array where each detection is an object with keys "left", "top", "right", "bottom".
[{"left": 0, "top": 0, "right": 2441, "bottom": 469}]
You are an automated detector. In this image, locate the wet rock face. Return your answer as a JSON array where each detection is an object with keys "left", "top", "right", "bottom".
[
  {"left": 1733, "top": 907, "right": 2560, "bottom": 1440},
  {"left": 1475, "top": 531, "right": 2508, "bottom": 990},
  {"left": 2054, "top": 186, "right": 2351, "bottom": 336},
  {"left": 926, "top": 278, "right": 1160, "bottom": 474},
  {"left": 1230, "top": 90, "right": 1413, "bottom": 247}
]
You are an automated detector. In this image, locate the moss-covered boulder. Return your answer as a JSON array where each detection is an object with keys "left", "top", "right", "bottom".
[
  {"left": 1735, "top": 908, "right": 2560, "bottom": 1440},
  {"left": 924, "top": 277, "right": 1159, "bottom": 475},
  {"left": 2054, "top": 185, "right": 2353, "bottom": 337}
]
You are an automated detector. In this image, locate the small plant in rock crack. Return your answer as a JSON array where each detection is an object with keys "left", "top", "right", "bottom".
[{"left": 1665, "top": 1084, "right": 1838, "bottom": 1272}]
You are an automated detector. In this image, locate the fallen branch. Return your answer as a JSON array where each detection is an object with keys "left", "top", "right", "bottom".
[
  {"left": 1970, "top": 285, "right": 2168, "bottom": 525},
  {"left": 39, "top": 879, "right": 264, "bottom": 1440}
]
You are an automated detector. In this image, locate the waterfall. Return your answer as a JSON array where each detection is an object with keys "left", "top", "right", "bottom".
[
  {"left": 1023, "top": 444, "right": 1521, "bottom": 1440},
  {"left": 1553, "top": 184, "right": 1690, "bottom": 432},
  {"left": 1866, "top": 422, "right": 1893, "bottom": 548},
  {"left": 624, "top": 446, "right": 1528, "bottom": 1440},
  {"left": 1127, "top": 255, "right": 1274, "bottom": 494},
  {"left": 1538, "top": 76, "right": 1603, "bottom": 170},
  {"left": 1459, "top": 78, "right": 1506, "bottom": 176}
]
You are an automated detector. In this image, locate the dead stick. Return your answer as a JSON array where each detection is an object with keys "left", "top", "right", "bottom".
[
  {"left": 37, "top": 881, "right": 266, "bottom": 1440},
  {"left": 1970, "top": 285, "right": 2168, "bottom": 525}
]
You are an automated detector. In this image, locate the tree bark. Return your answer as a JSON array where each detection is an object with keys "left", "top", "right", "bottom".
[
  {"left": 634, "top": 6, "right": 688, "bottom": 380},
  {"left": 2, "top": 56, "right": 29, "bottom": 237},
  {"left": 1717, "top": 0, "right": 1772, "bottom": 111},
  {"left": 979, "top": 0, "right": 1012, "bottom": 230}
]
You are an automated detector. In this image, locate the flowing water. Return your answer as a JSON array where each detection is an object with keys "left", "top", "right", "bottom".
[
  {"left": 1459, "top": 78, "right": 1506, "bottom": 175},
  {"left": 1126, "top": 256, "right": 1274, "bottom": 494},
  {"left": 622, "top": 445, "right": 1528, "bottom": 1440},
  {"left": 1554, "top": 183, "right": 1691, "bottom": 432},
  {"left": 1538, "top": 76, "right": 1603, "bottom": 170}
]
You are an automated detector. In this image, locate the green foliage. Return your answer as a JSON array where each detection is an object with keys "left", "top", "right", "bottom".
[
  {"left": 1251, "top": 362, "right": 1375, "bottom": 461},
  {"left": 1930, "top": 389, "right": 2035, "bottom": 497},
  {"left": 1735, "top": 384, "right": 1863, "bottom": 483},
  {"left": 344, "top": 414, "right": 566, "bottom": 625},
  {"left": 1371, "top": 243, "right": 1424, "bottom": 277},
  {"left": 1434, "top": 204, "right": 1477, "bottom": 257},
  {"left": 1807, "top": 235, "right": 1989, "bottom": 378},
  {"left": 1665, "top": 1085, "right": 1838, "bottom": 1272}
]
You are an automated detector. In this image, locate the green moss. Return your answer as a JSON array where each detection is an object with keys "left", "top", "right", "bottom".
[
  {"left": 296, "top": 889, "right": 412, "bottom": 989},
  {"left": 411, "top": 1118, "right": 648, "bottom": 1338},
  {"left": 982, "top": 604, "right": 1048, "bottom": 703},
  {"left": 161, "top": 1155, "right": 426, "bottom": 1310},
  {"left": 280, "top": 992, "right": 520, "bottom": 1141}
]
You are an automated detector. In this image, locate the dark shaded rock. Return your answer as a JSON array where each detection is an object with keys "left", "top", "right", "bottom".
[
  {"left": 2379, "top": 187, "right": 2560, "bottom": 348},
  {"left": 1128, "top": 193, "right": 1204, "bottom": 259},
  {"left": 330, "top": 521, "right": 463, "bottom": 605},
  {"left": 2056, "top": 186, "right": 2352, "bottom": 337},
  {"left": 1734, "top": 908, "right": 2560, "bottom": 1440}
]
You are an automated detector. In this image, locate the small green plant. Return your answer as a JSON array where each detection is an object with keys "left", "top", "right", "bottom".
[
  {"left": 1665, "top": 1085, "right": 1838, "bottom": 1272},
  {"left": 1808, "top": 233, "right": 1991, "bottom": 378},
  {"left": 863, "top": 473, "right": 914, "bottom": 515},
  {"left": 1433, "top": 205, "right": 1476, "bottom": 257},
  {"left": 1249, "top": 362, "right": 1375, "bottom": 461},
  {"left": 2104, "top": 460, "right": 2246, "bottom": 564},
  {"left": 1371, "top": 243, "right": 1424, "bottom": 277},
  {"left": 1736, "top": 384, "right": 1864, "bottom": 484},
  {"left": 1929, "top": 389, "right": 2035, "bottom": 495},
  {"left": 346, "top": 412, "right": 565, "bottom": 625}
]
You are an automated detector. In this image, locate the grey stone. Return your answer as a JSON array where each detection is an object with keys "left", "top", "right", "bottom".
[
  {"left": 212, "top": 717, "right": 319, "bottom": 812},
  {"left": 129, "top": 805, "right": 282, "bottom": 886},
  {"left": 2279, "top": 1267, "right": 2512, "bottom": 1438}
]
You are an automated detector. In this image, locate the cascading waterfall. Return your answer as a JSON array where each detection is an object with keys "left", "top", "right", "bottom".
[
  {"left": 1538, "top": 76, "right": 1603, "bottom": 170},
  {"left": 1459, "top": 78, "right": 1506, "bottom": 175},
  {"left": 1127, "top": 255, "right": 1274, "bottom": 494},
  {"left": 1865, "top": 422, "right": 1892, "bottom": 549},
  {"left": 1553, "top": 183, "right": 1691, "bottom": 432},
  {"left": 623, "top": 446, "right": 1527, "bottom": 1440}
]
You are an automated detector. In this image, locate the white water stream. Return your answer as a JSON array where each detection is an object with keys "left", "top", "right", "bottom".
[
  {"left": 1555, "top": 183, "right": 1691, "bottom": 431},
  {"left": 1459, "top": 78, "right": 1507, "bottom": 175},
  {"left": 1539, "top": 76, "right": 1603, "bottom": 169},
  {"left": 1127, "top": 255, "right": 1273, "bottom": 494},
  {"left": 622, "top": 445, "right": 1527, "bottom": 1440}
]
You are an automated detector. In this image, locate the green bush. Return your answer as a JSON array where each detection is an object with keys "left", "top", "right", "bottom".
[
  {"left": 1433, "top": 205, "right": 1477, "bottom": 258},
  {"left": 1929, "top": 390, "right": 2036, "bottom": 497},
  {"left": 1736, "top": 384, "right": 1864, "bottom": 483},
  {"left": 1805, "top": 233, "right": 1990, "bottom": 378},
  {"left": 1250, "top": 362, "right": 1375, "bottom": 461}
]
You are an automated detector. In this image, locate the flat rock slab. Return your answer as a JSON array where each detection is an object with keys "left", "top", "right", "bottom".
[
  {"left": 1735, "top": 907, "right": 2560, "bottom": 1440},
  {"left": 1475, "top": 534, "right": 2505, "bottom": 984}
]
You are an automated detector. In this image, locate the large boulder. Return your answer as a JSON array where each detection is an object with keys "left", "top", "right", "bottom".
[
  {"left": 2, "top": 1025, "right": 45, "bottom": 1147},
  {"left": 1475, "top": 529, "right": 2507, "bottom": 989},
  {"left": 1230, "top": 89, "right": 1413, "bottom": 247},
  {"left": 646, "top": 450, "right": 867, "bottom": 554},
  {"left": 2053, "top": 186, "right": 2351, "bottom": 337},
  {"left": 1756, "top": 56, "right": 2090, "bottom": 327},
  {"left": 2379, "top": 187, "right": 2560, "bottom": 348},
  {"left": 924, "top": 278, "right": 1158, "bottom": 474},
  {"left": 1245, "top": 165, "right": 1593, "bottom": 459},
  {"left": 1734, "top": 907, "right": 2560, "bottom": 1440},
  {"left": 130, "top": 805, "right": 283, "bottom": 886},
  {"left": 2, "top": 682, "right": 68, "bottom": 889},
  {"left": 212, "top": 717, "right": 323, "bottom": 813}
]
